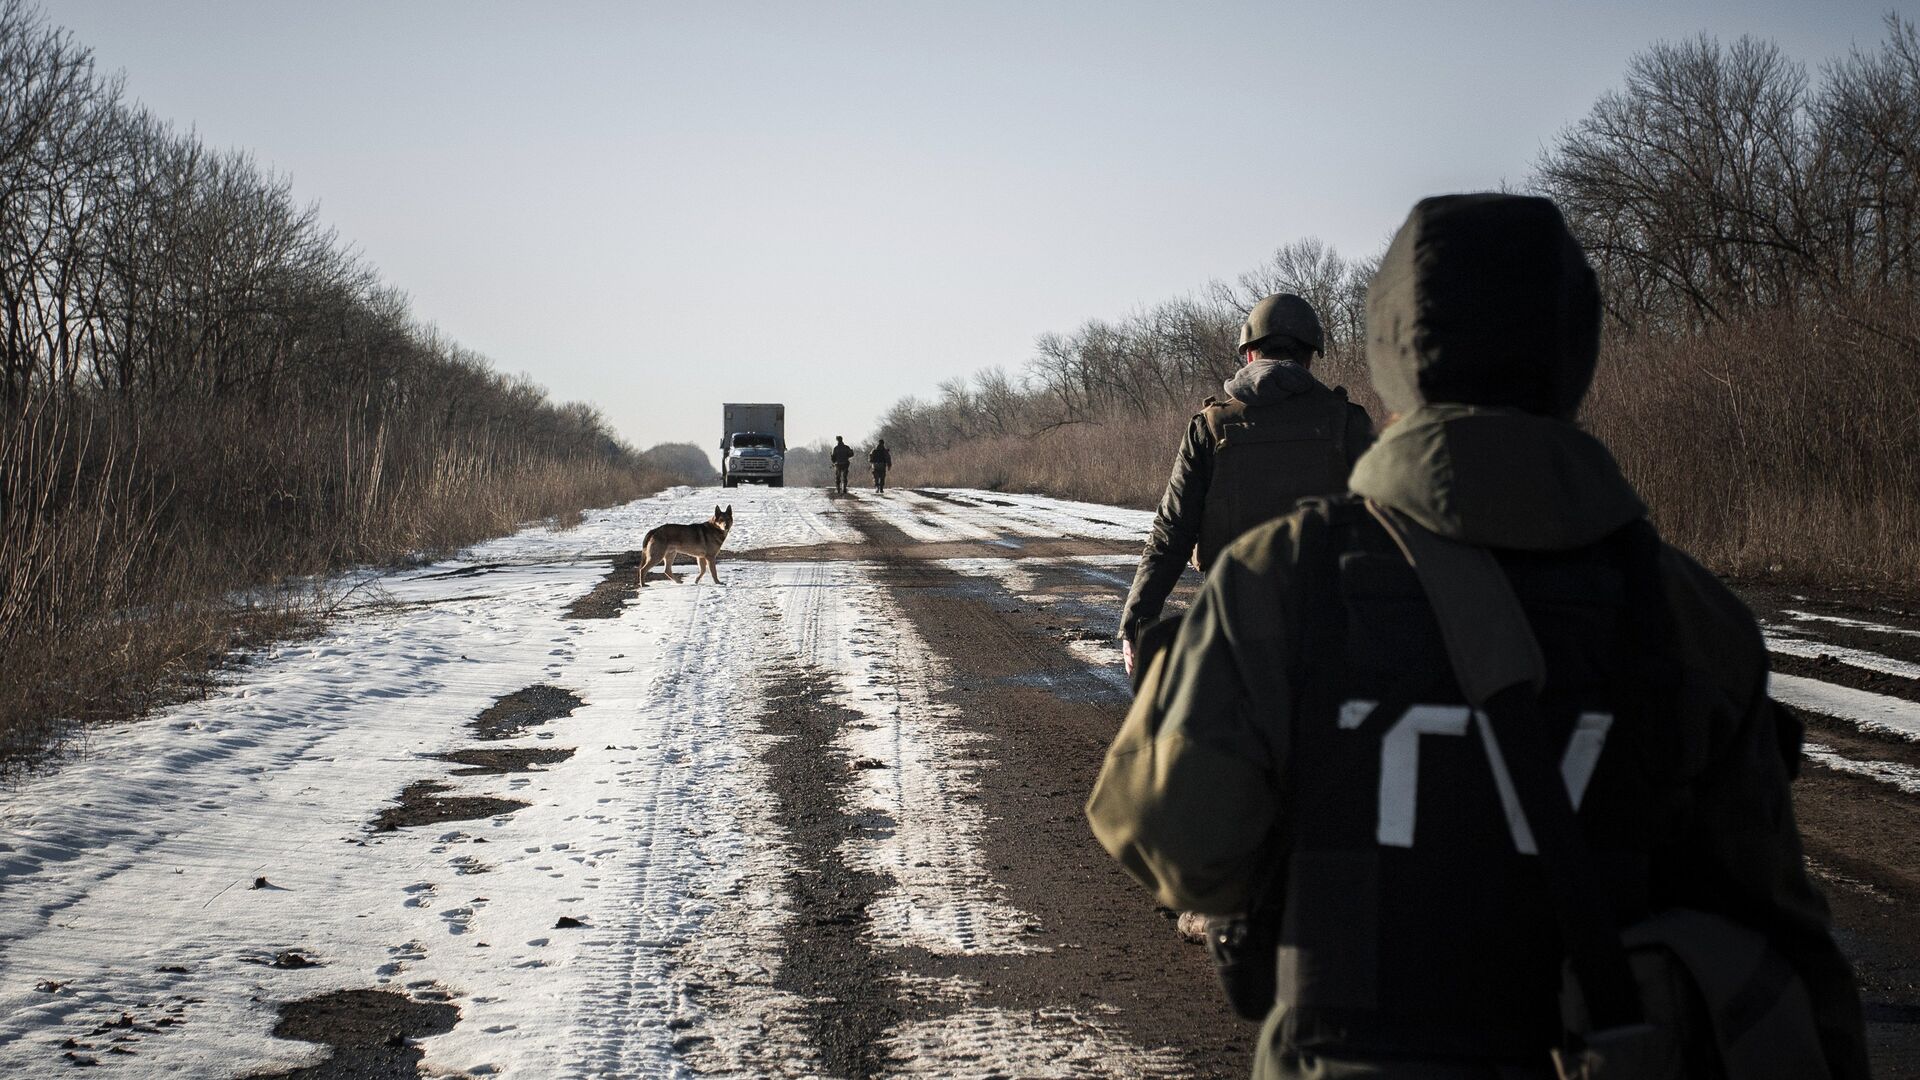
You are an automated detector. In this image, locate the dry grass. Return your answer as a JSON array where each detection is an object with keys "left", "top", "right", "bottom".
[
  {"left": 0, "top": 395, "right": 664, "bottom": 772},
  {"left": 1584, "top": 297, "right": 1920, "bottom": 591},
  {"left": 900, "top": 411, "right": 1193, "bottom": 509}
]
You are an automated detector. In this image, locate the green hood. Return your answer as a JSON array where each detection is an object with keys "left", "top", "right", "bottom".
[
  {"left": 1367, "top": 193, "right": 1600, "bottom": 420},
  {"left": 1349, "top": 405, "right": 1646, "bottom": 550}
]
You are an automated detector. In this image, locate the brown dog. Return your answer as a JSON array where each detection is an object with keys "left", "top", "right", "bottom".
[{"left": 638, "top": 505, "right": 733, "bottom": 586}]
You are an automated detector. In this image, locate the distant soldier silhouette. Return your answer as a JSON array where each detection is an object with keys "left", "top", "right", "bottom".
[
  {"left": 1089, "top": 193, "right": 1868, "bottom": 1080},
  {"left": 1118, "top": 292, "right": 1373, "bottom": 676},
  {"left": 829, "top": 436, "right": 854, "bottom": 494},
  {"left": 870, "top": 439, "right": 892, "bottom": 492}
]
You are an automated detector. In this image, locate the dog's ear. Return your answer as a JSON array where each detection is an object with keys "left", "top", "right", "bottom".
[{"left": 713, "top": 504, "right": 721, "bottom": 518}]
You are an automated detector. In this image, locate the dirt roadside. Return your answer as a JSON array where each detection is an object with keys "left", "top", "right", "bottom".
[
  {"left": 1794, "top": 767, "right": 1920, "bottom": 1078},
  {"left": 833, "top": 500, "right": 1255, "bottom": 1077}
]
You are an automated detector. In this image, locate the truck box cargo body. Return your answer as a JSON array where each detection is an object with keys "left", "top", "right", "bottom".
[{"left": 720, "top": 403, "right": 786, "bottom": 488}]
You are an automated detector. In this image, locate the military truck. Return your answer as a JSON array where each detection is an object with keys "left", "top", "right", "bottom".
[{"left": 720, "top": 403, "right": 786, "bottom": 488}]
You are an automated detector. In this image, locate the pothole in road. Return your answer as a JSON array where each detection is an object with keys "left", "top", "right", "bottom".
[
  {"left": 471, "top": 685, "right": 584, "bottom": 739},
  {"left": 435, "top": 746, "right": 576, "bottom": 775},
  {"left": 372, "top": 781, "right": 529, "bottom": 832},
  {"left": 256, "top": 988, "right": 459, "bottom": 1080}
]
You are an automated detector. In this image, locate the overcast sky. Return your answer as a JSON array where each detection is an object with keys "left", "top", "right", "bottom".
[{"left": 36, "top": 1, "right": 1904, "bottom": 461}]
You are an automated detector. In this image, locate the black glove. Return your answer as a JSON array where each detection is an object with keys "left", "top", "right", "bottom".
[{"left": 1207, "top": 912, "right": 1280, "bottom": 1022}]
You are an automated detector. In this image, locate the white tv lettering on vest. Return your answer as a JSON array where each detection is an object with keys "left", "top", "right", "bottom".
[{"left": 1339, "top": 700, "right": 1613, "bottom": 852}]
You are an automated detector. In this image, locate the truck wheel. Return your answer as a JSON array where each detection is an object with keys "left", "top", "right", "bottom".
[
  {"left": 723, "top": 476, "right": 736, "bottom": 488},
  {"left": 770, "top": 478, "right": 784, "bottom": 488}
]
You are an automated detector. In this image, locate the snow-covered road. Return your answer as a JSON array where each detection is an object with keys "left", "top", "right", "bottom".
[
  {"left": 3, "top": 485, "right": 1917, "bottom": 1079},
  {"left": 0, "top": 488, "right": 1182, "bottom": 1078}
]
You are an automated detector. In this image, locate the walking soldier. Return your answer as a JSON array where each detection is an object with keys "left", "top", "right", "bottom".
[
  {"left": 830, "top": 436, "right": 854, "bottom": 494},
  {"left": 870, "top": 439, "right": 892, "bottom": 493},
  {"left": 1118, "top": 292, "right": 1373, "bottom": 675}
]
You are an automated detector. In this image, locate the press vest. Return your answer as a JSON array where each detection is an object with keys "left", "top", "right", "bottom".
[
  {"left": 1196, "top": 388, "right": 1354, "bottom": 571},
  {"left": 1269, "top": 498, "right": 1686, "bottom": 1063}
]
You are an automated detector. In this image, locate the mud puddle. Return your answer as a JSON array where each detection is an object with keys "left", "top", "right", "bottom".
[
  {"left": 435, "top": 746, "right": 576, "bottom": 775},
  {"left": 565, "top": 553, "right": 642, "bottom": 619},
  {"left": 372, "top": 780, "right": 529, "bottom": 832},
  {"left": 255, "top": 988, "right": 459, "bottom": 1079},
  {"left": 471, "top": 685, "right": 584, "bottom": 739}
]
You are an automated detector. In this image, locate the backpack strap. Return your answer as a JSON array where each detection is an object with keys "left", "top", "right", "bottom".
[{"left": 1328, "top": 386, "right": 1352, "bottom": 463}]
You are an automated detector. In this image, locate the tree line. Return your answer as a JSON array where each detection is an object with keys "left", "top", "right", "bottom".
[
  {"left": 0, "top": 0, "right": 657, "bottom": 758},
  {"left": 873, "top": 236, "right": 1377, "bottom": 456}
]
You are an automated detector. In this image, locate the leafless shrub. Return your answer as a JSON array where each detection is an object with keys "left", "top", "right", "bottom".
[{"left": 0, "top": 1, "right": 663, "bottom": 765}]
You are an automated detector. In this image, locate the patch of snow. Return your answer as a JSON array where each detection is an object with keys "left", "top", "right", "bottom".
[
  {"left": 1802, "top": 743, "right": 1920, "bottom": 796},
  {"left": 1764, "top": 628, "right": 1920, "bottom": 681},
  {"left": 1771, "top": 672, "right": 1920, "bottom": 742},
  {"left": 917, "top": 490, "right": 1156, "bottom": 544},
  {"left": 852, "top": 492, "right": 1005, "bottom": 544},
  {"left": 1780, "top": 609, "right": 1920, "bottom": 640},
  {"left": 936, "top": 558, "right": 1042, "bottom": 596},
  {"left": 856, "top": 489, "right": 1154, "bottom": 548}
]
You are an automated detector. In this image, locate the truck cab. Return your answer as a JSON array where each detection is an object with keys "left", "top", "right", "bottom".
[
  {"left": 721, "top": 431, "right": 785, "bottom": 487},
  {"left": 721, "top": 403, "right": 787, "bottom": 487}
]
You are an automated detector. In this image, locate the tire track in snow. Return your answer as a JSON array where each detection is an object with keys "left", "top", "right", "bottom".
[{"left": 559, "top": 576, "right": 817, "bottom": 1078}]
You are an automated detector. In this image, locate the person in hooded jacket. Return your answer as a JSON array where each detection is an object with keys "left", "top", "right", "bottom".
[
  {"left": 1118, "top": 294, "right": 1373, "bottom": 675},
  {"left": 1087, "top": 194, "right": 1868, "bottom": 1079}
]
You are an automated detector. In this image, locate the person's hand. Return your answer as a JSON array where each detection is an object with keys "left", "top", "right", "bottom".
[{"left": 1122, "top": 636, "right": 1135, "bottom": 678}]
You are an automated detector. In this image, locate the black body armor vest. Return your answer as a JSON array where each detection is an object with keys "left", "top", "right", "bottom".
[
  {"left": 1271, "top": 498, "right": 1685, "bottom": 1064},
  {"left": 1196, "top": 388, "right": 1354, "bottom": 571}
]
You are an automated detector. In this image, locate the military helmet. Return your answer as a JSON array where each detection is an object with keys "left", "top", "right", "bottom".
[{"left": 1238, "top": 293, "right": 1324, "bottom": 356}]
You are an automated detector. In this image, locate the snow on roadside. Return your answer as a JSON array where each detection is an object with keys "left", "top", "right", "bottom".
[
  {"left": 922, "top": 491, "right": 1156, "bottom": 544},
  {"left": 1771, "top": 672, "right": 1920, "bottom": 743},
  {"left": 0, "top": 553, "right": 606, "bottom": 1075},
  {"left": 1764, "top": 629, "right": 1920, "bottom": 681},
  {"left": 1780, "top": 609, "right": 1920, "bottom": 640},
  {"left": 0, "top": 487, "right": 836, "bottom": 1077},
  {"left": 1802, "top": 743, "right": 1920, "bottom": 796},
  {"left": 856, "top": 489, "right": 1152, "bottom": 547}
]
